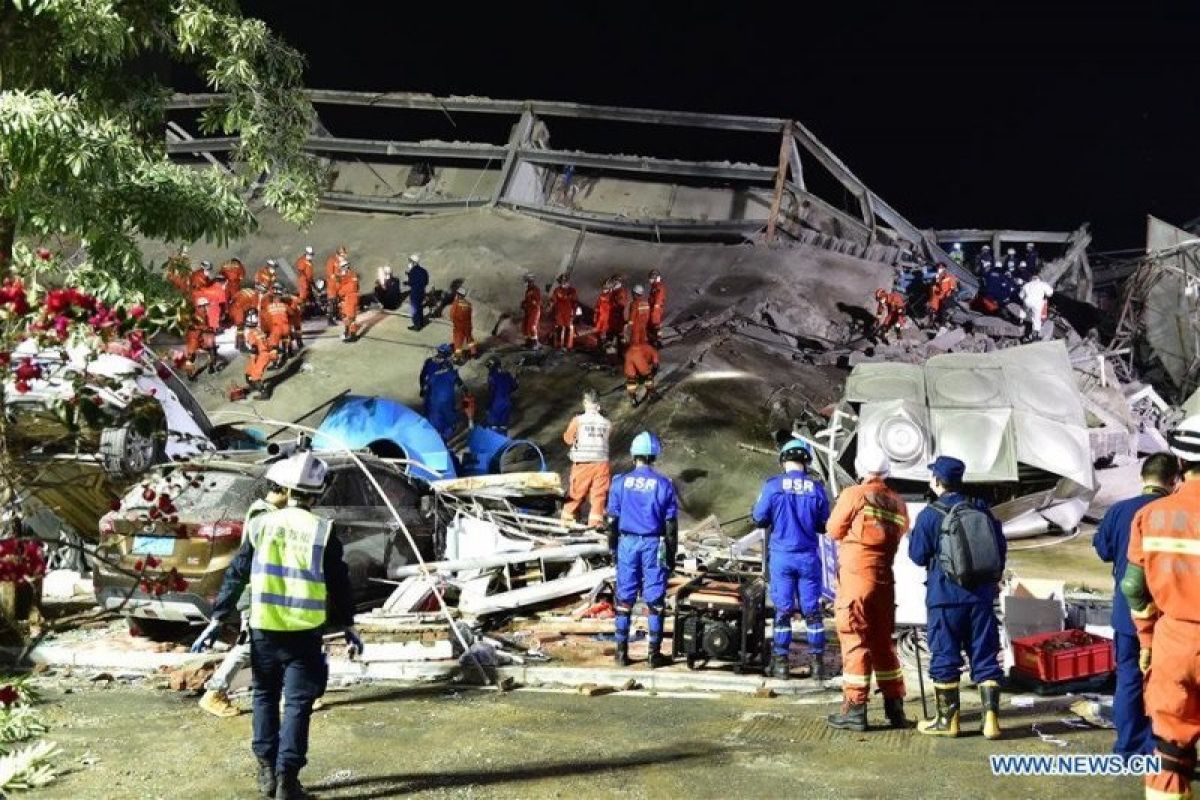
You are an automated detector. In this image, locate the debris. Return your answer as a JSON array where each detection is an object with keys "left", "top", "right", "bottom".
[
  {"left": 754, "top": 687, "right": 777, "bottom": 699},
  {"left": 578, "top": 683, "right": 616, "bottom": 697},
  {"left": 165, "top": 660, "right": 218, "bottom": 692}
]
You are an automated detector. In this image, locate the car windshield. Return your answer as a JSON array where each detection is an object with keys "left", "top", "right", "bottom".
[{"left": 120, "top": 468, "right": 264, "bottom": 518}]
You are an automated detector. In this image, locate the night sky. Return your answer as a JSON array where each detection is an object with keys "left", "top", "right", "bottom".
[{"left": 240, "top": 1, "right": 1200, "bottom": 252}]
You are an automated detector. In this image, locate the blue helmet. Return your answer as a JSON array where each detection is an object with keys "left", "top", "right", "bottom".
[
  {"left": 779, "top": 438, "right": 812, "bottom": 463},
  {"left": 630, "top": 431, "right": 662, "bottom": 458},
  {"left": 436, "top": 344, "right": 452, "bottom": 356}
]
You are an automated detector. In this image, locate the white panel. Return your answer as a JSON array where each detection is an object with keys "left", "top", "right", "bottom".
[
  {"left": 1003, "top": 365, "right": 1086, "bottom": 426},
  {"left": 856, "top": 400, "right": 931, "bottom": 481},
  {"left": 930, "top": 407, "right": 1017, "bottom": 482},
  {"left": 1012, "top": 412, "right": 1096, "bottom": 490},
  {"left": 844, "top": 363, "right": 925, "bottom": 404},
  {"left": 926, "top": 365, "right": 1010, "bottom": 408}
]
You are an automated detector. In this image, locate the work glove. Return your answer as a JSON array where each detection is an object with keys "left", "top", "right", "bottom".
[
  {"left": 344, "top": 626, "right": 365, "bottom": 660},
  {"left": 1139, "top": 647, "right": 1152, "bottom": 675},
  {"left": 190, "top": 620, "right": 221, "bottom": 653}
]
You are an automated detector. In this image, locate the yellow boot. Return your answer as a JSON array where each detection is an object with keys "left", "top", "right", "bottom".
[
  {"left": 198, "top": 689, "right": 241, "bottom": 718},
  {"left": 917, "top": 682, "right": 960, "bottom": 737},
  {"left": 980, "top": 680, "right": 1002, "bottom": 740}
]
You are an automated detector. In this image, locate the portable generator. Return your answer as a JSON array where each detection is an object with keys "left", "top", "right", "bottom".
[{"left": 672, "top": 572, "right": 770, "bottom": 674}]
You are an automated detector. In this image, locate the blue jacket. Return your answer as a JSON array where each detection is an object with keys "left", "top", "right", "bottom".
[
  {"left": 752, "top": 469, "right": 830, "bottom": 554},
  {"left": 487, "top": 369, "right": 518, "bottom": 415},
  {"left": 1093, "top": 487, "right": 1170, "bottom": 636},
  {"left": 908, "top": 492, "right": 1007, "bottom": 607},
  {"left": 407, "top": 264, "right": 429, "bottom": 294},
  {"left": 425, "top": 362, "right": 461, "bottom": 403},
  {"left": 607, "top": 464, "right": 678, "bottom": 536}
]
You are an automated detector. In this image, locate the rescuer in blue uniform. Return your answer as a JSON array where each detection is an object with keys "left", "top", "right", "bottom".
[
  {"left": 1093, "top": 452, "right": 1178, "bottom": 759},
  {"left": 405, "top": 254, "right": 430, "bottom": 330},
  {"left": 909, "top": 455, "right": 1007, "bottom": 739},
  {"left": 420, "top": 344, "right": 462, "bottom": 440},
  {"left": 483, "top": 356, "right": 518, "bottom": 433},
  {"left": 606, "top": 431, "right": 678, "bottom": 669},
  {"left": 752, "top": 439, "right": 830, "bottom": 681}
]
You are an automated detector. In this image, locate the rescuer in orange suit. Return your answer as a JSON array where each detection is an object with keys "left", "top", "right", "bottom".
[
  {"left": 626, "top": 284, "right": 652, "bottom": 346},
  {"left": 609, "top": 277, "right": 630, "bottom": 348},
  {"left": 253, "top": 259, "right": 279, "bottom": 292},
  {"left": 1123, "top": 416, "right": 1200, "bottom": 800},
  {"left": 228, "top": 284, "right": 269, "bottom": 352},
  {"left": 219, "top": 258, "right": 245, "bottom": 304},
  {"left": 874, "top": 288, "right": 907, "bottom": 342},
  {"left": 647, "top": 269, "right": 666, "bottom": 345},
  {"left": 182, "top": 295, "right": 226, "bottom": 379},
  {"left": 520, "top": 273, "right": 542, "bottom": 348},
  {"left": 241, "top": 308, "right": 272, "bottom": 401},
  {"left": 550, "top": 274, "right": 579, "bottom": 350},
  {"left": 928, "top": 265, "right": 958, "bottom": 322},
  {"left": 336, "top": 259, "right": 360, "bottom": 343},
  {"left": 825, "top": 452, "right": 912, "bottom": 733},
  {"left": 189, "top": 259, "right": 214, "bottom": 292},
  {"left": 284, "top": 291, "right": 304, "bottom": 354},
  {"left": 325, "top": 246, "right": 347, "bottom": 319},
  {"left": 561, "top": 390, "right": 612, "bottom": 528},
  {"left": 624, "top": 341, "right": 660, "bottom": 407},
  {"left": 449, "top": 286, "right": 476, "bottom": 363},
  {"left": 593, "top": 278, "right": 614, "bottom": 348},
  {"left": 294, "top": 246, "right": 315, "bottom": 306},
  {"left": 263, "top": 290, "right": 293, "bottom": 366}
]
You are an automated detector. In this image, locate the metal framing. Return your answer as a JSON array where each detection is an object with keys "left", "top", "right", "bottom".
[{"left": 165, "top": 90, "right": 956, "bottom": 268}]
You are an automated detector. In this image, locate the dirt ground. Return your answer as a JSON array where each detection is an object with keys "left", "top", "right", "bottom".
[{"left": 33, "top": 680, "right": 1136, "bottom": 800}]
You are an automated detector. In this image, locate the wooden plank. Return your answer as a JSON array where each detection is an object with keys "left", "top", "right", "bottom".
[{"left": 765, "top": 122, "right": 793, "bottom": 243}]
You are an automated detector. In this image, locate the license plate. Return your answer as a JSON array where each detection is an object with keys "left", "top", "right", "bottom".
[{"left": 132, "top": 536, "right": 175, "bottom": 557}]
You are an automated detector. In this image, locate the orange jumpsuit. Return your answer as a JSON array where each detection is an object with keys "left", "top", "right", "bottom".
[
  {"left": 285, "top": 296, "right": 303, "bottom": 349},
  {"left": 219, "top": 260, "right": 245, "bottom": 304},
  {"left": 188, "top": 269, "right": 211, "bottom": 293},
  {"left": 194, "top": 283, "right": 226, "bottom": 332},
  {"left": 928, "top": 272, "right": 958, "bottom": 316},
  {"left": 254, "top": 265, "right": 276, "bottom": 290},
  {"left": 610, "top": 285, "right": 631, "bottom": 341},
  {"left": 182, "top": 304, "right": 216, "bottom": 375},
  {"left": 561, "top": 413, "right": 612, "bottom": 527},
  {"left": 876, "top": 291, "right": 907, "bottom": 335},
  {"left": 294, "top": 254, "right": 314, "bottom": 305},
  {"left": 449, "top": 296, "right": 476, "bottom": 359},
  {"left": 264, "top": 297, "right": 292, "bottom": 357},
  {"left": 624, "top": 342, "right": 660, "bottom": 400},
  {"left": 165, "top": 257, "right": 191, "bottom": 295},
  {"left": 594, "top": 287, "right": 614, "bottom": 340},
  {"left": 1128, "top": 479, "right": 1200, "bottom": 800},
  {"left": 244, "top": 326, "right": 273, "bottom": 383},
  {"left": 627, "top": 298, "right": 652, "bottom": 346},
  {"left": 826, "top": 477, "right": 910, "bottom": 706},
  {"left": 550, "top": 285, "right": 579, "bottom": 349},
  {"left": 337, "top": 269, "right": 360, "bottom": 338},
  {"left": 648, "top": 280, "right": 666, "bottom": 334},
  {"left": 324, "top": 254, "right": 342, "bottom": 302},
  {"left": 521, "top": 284, "right": 543, "bottom": 343}
]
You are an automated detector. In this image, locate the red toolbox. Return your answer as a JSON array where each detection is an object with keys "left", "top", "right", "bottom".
[{"left": 1012, "top": 629, "right": 1115, "bottom": 683}]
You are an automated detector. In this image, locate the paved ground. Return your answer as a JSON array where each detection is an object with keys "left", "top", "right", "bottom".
[{"left": 34, "top": 680, "right": 1138, "bottom": 799}]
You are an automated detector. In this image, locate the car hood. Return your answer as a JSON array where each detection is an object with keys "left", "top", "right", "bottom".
[{"left": 312, "top": 395, "right": 455, "bottom": 482}]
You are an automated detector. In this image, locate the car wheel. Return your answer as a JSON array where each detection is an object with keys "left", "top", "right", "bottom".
[
  {"left": 100, "top": 424, "right": 163, "bottom": 478},
  {"left": 127, "top": 617, "right": 191, "bottom": 642}
]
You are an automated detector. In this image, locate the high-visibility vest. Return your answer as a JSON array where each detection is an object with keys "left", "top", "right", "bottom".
[
  {"left": 248, "top": 506, "right": 332, "bottom": 632},
  {"left": 569, "top": 411, "right": 611, "bottom": 463}
]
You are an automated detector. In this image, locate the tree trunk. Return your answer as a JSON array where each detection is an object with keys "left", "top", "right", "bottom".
[{"left": 0, "top": 212, "right": 14, "bottom": 274}]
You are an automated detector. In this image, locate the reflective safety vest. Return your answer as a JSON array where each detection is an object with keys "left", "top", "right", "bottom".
[
  {"left": 248, "top": 506, "right": 332, "bottom": 632},
  {"left": 569, "top": 411, "right": 611, "bottom": 463}
]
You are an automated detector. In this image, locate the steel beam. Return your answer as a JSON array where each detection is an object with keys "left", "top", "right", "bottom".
[
  {"left": 321, "top": 193, "right": 491, "bottom": 213},
  {"left": 516, "top": 149, "right": 776, "bottom": 182},
  {"left": 931, "top": 229, "right": 1076, "bottom": 245},
  {"left": 500, "top": 200, "right": 763, "bottom": 237},
  {"left": 167, "top": 135, "right": 508, "bottom": 160}
]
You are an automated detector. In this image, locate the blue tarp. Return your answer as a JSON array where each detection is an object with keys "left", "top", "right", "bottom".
[
  {"left": 459, "top": 426, "right": 546, "bottom": 477},
  {"left": 313, "top": 395, "right": 456, "bottom": 482}
]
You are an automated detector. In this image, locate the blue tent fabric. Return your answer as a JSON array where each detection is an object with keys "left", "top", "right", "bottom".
[
  {"left": 313, "top": 395, "right": 456, "bottom": 481},
  {"left": 460, "top": 425, "right": 546, "bottom": 477}
]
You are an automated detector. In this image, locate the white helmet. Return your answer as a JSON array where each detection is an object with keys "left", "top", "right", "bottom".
[
  {"left": 1168, "top": 416, "right": 1200, "bottom": 463},
  {"left": 409, "top": 254, "right": 420, "bottom": 264},
  {"left": 265, "top": 451, "right": 328, "bottom": 494},
  {"left": 857, "top": 450, "right": 891, "bottom": 478},
  {"left": 952, "top": 243, "right": 962, "bottom": 251},
  {"left": 633, "top": 284, "right": 645, "bottom": 296},
  {"left": 304, "top": 246, "right": 314, "bottom": 255},
  {"left": 1007, "top": 248, "right": 1016, "bottom": 256},
  {"left": 382, "top": 265, "right": 393, "bottom": 277}
]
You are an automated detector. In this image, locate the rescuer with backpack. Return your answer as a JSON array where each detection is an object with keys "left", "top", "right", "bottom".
[{"left": 908, "top": 455, "right": 1007, "bottom": 739}]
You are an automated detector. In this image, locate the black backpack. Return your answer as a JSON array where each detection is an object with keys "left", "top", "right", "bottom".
[{"left": 931, "top": 499, "right": 1004, "bottom": 589}]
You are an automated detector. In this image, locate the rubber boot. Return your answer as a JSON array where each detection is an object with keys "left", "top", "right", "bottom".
[
  {"left": 884, "top": 696, "right": 912, "bottom": 729},
  {"left": 809, "top": 654, "right": 825, "bottom": 683},
  {"left": 647, "top": 643, "right": 673, "bottom": 670},
  {"left": 275, "top": 771, "right": 306, "bottom": 800},
  {"left": 826, "top": 701, "right": 868, "bottom": 732},
  {"left": 615, "top": 641, "right": 629, "bottom": 668},
  {"left": 980, "top": 680, "right": 1002, "bottom": 740},
  {"left": 198, "top": 689, "right": 240, "bottom": 718},
  {"left": 771, "top": 655, "right": 791, "bottom": 681},
  {"left": 256, "top": 758, "right": 276, "bottom": 798},
  {"left": 918, "top": 683, "right": 961, "bottom": 737}
]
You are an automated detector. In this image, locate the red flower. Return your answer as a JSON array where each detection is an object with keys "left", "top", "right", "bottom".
[
  {"left": 133, "top": 559, "right": 144, "bottom": 572},
  {"left": 0, "top": 686, "right": 18, "bottom": 706},
  {"left": 128, "top": 305, "right": 146, "bottom": 320},
  {"left": 35, "top": 247, "right": 52, "bottom": 262},
  {"left": 14, "top": 358, "right": 41, "bottom": 384},
  {"left": 145, "top": 556, "right": 160, "bottom": 569}
]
